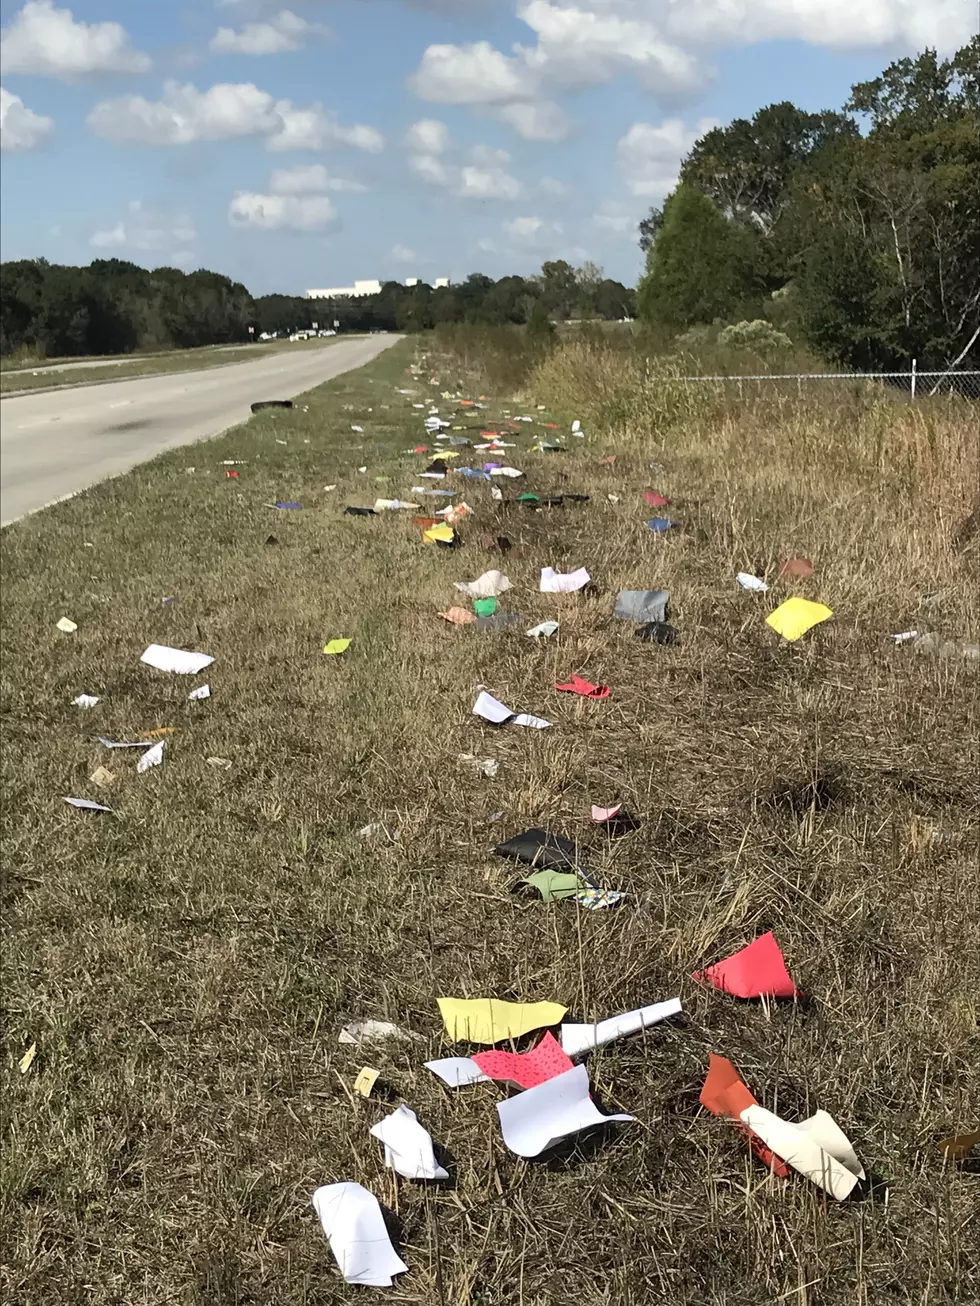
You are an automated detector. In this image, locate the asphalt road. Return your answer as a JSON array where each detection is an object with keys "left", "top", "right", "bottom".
[
  {"left": 1, "top": 341, "right": 266, "bottom": 375},
  {"left": 0, "top": 335, "right": 399, "bottom": 525}
]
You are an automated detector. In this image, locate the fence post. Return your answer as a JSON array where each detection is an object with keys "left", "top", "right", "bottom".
[{"left": 911, "top": 358, "right": 917, "bottom": 400}]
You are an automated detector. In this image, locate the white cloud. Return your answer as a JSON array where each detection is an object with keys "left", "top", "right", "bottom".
[
  {"left": 409, "top": 152, "right": 451, "bottom": 186},
  {"left": 591, "top": 200, "right": 634, "bottom": 236},
  {"left": 405, "top": 118, "right": 450, "bottom": 154},
  {"left": 457, "top": 164, "right": 521, "bottom": 200},
  {"left": 494, "top": 99, "right": 568, "bottom": 141},
  {"left": 539, "top": 176, "right": 567, "bottom": 198},
  {"left": 210, "top": 9, "right": 325, "bottom": 55},
  {"left": 408, "top": 139, "right": 521, "bottom": 200},
  {"left": 409, "top": 40, "right": 536, "bottom": 105},
  {"left": 90, "top": 201, "right": 196, "bottom": 256},
  {"left": 503, "top": 214, "right": 563, "bottom": 244},
  {"left": 86, "top": 81, "right": 384, "bottom": 153},
  {"left": 477, "top": 237, "right": 497, "bottom": 253},
  {"left": 617, "top": 117, "right": 720, "bottom": 199},
  {"left": 229, "top": 191, "right": 338, "bottom": 231},
  {"left": 1, "top": 0, "right": 150, "bottom": 78},
  {"left": 269, "top": 163, "right": 366, "bottom": 193},
  {"left": 391, "top": 243, "right": 417, "bottom": 262},
  {"left": 0, "top": 84, "right": 53, "bottom": 151}
]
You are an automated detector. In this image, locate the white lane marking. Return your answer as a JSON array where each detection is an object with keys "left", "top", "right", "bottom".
[{"left": 108, "top": 400, "right": 132, "bottom": 409}]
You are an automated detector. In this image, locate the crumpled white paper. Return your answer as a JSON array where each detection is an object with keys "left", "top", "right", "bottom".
[
  {"left": 497, "top": 1063, "right": 635, "bottom": 1158},
  {"left": 560, "top": 997, "right": 682, "bottom": 1058},
  {"left": 338, "top": 1019, "right": 420, "bottom": 1046},
  {"left": 472, "top": 691, "right": 551, "bottom": 730},
  {"left": 72, "top": 694, "right": 100, "bottom": 709},
  {"left": 526, "top": 620, "right": 560, "bottom": 638},
  {"left": 489, "top": 466, "right": 523, "bottom": 478},
  {"left": 136, "top": 741, "right": 164, "bottom": 774},
  {"left": 370, "top": 1105, "right": 448, "bottom": 1181},
  {"left": 457, "top": 753, "right": 500, "bottom": 777},
  {"left": 425, "top": 1056, "right": 490, "bottom": 1087},
  {"left": 312, "top": 1182, "right": 408, "bottom": 1286},
  {"left": 737, "top": 573, "right": 769, "bottom": 592},
  {"left": 454, "top": 571, "right": 511, "bottom": 598},
  {"left": 140, "top": 644, "right": 214, "bottom": 675},
  {"left": 739, "top": 1105, "right": 865, "bottom": 1201},
  {"left": 540, "top": 566, "right": 590, "bottom": 594},
  {"left": 188, "top": 684, "right": 211, "bottom": 701}
]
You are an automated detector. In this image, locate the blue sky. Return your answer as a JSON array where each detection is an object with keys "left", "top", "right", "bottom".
[{"left": 0, "top": 0, "right": 973, "bottom": 295}]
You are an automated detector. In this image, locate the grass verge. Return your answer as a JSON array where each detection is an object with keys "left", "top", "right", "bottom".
[{"left": 1, "top": 336, "right": 977, "bottom": 1305}]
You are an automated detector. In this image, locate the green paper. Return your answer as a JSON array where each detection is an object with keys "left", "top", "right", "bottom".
[
  {"left": 518, "top": 493, "right": 540, "bottom": 503},
  {"left": 523, "top": 870, "right": 581, "bottom": 902},
  {"left": 473, "top": 597, "right": 497, "bottom": 617}
]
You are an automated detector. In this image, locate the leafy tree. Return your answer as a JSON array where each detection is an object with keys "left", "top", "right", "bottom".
[
  {"left": 638, "top": 208, "right": 664, "bottom": 253},
  {"left": 538, "top": 259, "right": 578, "bottom": 319}
]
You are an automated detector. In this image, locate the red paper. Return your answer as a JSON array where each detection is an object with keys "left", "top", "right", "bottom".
[
  {"left": 598, "top": 455, "right": 617, "bottom": 466},
  {"left": 225, "top": 470, "right": 239, "bottom": 479},
  {"left": 472, "top": 1032, "right": 573, "bottom": 1088},
  {"left": 555, "top": 675, "right": 610, "bottom": 700},
  {"left": 693, "top": 931, "right": 799, "bottom": 999},
  {"left": 644, "top": 490, "right": 671, "bottom": 507},
  {"left": 413, "top": 445, "right": 430, "bottom": 454},
  {"left": 543, "top": 422, "right": 559, "bottom": 430},
  {"left": 700, "top": 1054, "right": 791, "bottom": 1176}
]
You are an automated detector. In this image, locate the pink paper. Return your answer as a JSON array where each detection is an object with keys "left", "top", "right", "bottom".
[
  {"left": 472, "top": 1031, "right": 573, "bottom": 1088},
  {"left": 591, "top": 803, "right": 623, "bottom": 823}
]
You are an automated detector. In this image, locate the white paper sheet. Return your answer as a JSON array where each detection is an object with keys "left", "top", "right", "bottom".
[
  {"left": 137, "top": 741, "right": 164, "bottom": 774},
  {"left": 496, "top": 1063, "right": 635, "bottom": 1158},
  {"left": 526, "top": 621, "right": 559, "bottom": 638},
  {"left": 737, "top": 573, "right": 769, "bottom": 592},
  {"left": 472, "top": 692, "right": 551, "bottom": 729},
  {"left": 370, "top": 1105, "right": 449, "bottom": 1181},
  {"left": 489, "top": 466, "right": 523, "bottom": 478},
  {"left": 311, "top": 1183, "right": 408, "bottom": 1286},
  {"left": 63, "top": 796, "right": 112, "bottom": 812},
  {"left": 457, "top": 753, "right": 500, "bottom": 777},
  {"left": 425, "top": 1056, "right": 490, "bottom": 1087},
  {"left": 140, "top": 644, "right": 214, "bottom": 675},
  {"left": 540, "top": 566, "right": 591, "bottom": 594},
  {"left": 454, "top": 571, "right": 512, "bottom": 598},
  {"left": 188, "top": 684, "right": 211, "bottom": 700},
  {"left": 56, "top": 616, "right": 78, "bottom": 633},
  {"left": 338, "top": 1019, "right": 420, "bottom": 1046},
  {"left": 72, "top": 694, "right": 100, "bottom": 709},
  {"left": 739, "top": 1105, "right": 864, "bottom": 1200},
  {"left": 892, "top": 629, "right": 918, "bottom": 643},
  {"left": 560, "top": 997, "right": 683, "bottom": 1058},
  {"left": 572, "top": 420, "right": 582, "bottom": 433},
  {"left": 97, "top": 736, "right": 152, "bottom": 749}
]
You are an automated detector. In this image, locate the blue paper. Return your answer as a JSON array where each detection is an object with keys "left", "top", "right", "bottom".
[{"left": 647, "top": 518, "right": 675, "bottom": 533}]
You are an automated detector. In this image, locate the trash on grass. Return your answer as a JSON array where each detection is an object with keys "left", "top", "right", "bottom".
[
  {"left": 136, "top": 741, "right": 164, "bottom": 774},
  {"left": 89, "top": 766, "right": 115, "bottom": 788},
  {"left": 338, "top": 1019, "right": 421, "bottom": 1047},
  {"left": 354, "top": 1066, "right": 380, "bottom": 1099},
  {"left": 497, "top": 828, "right": 584, "bottom": 872},
  {"left": 439, "top": 606, "right": 476, "bottom": 626},
  {"left": 371, "top": 1105, "right": 448, "bottom": 1181},
  {"left": 140, "top": 644, "right": 214, "bottom": 675},
  {"left": 766, "top": 597, "right": 833, "bottom": 642},
  {"left": 614, "top": 590, "right": 669, "bottom": 623},
  {"left": 323, "top": 639, "right": 352, "bottom": 655},
  {"left": 472, "top": 692, "right": 551, "bottom": 729},
  {"left": 454, "top": 570, "right": 511, "bottom": 598},
  {"left": 561, "top": 997, "right": 682, "bottom": 1057},
  {"left": 526, "top": 620, "right": 559, "bottom": 638},
  {"left": 457, "top": 753, "right": 499, "bottom": 777},
  {"left": 693, "top": 931, "right": 800, "bottom": 999},
  {"left": 72, "top": 694, "right": 100, "bottom": 709},
  {"left": 497, "top": 1063, "right": 634, "bottom": 1158},
  {"left": 312, "top": 1183, "right": 408, "bottom": 1287},
  {"left": 778, "top": 558, "right": 814, "bottom": 580},
  {"left": 521, "top": 869, "right": 581, "bottom": 901},
  {"left": 438, "top": 997, "right": 567, "bottom": 1044},
  {"left": 737, "top": 573, "right": 769, "bottom": 592},
  {"left": 63, "top": 797, "right": 112, "bottom": 813},
  {"left": 555, "top": 674, "right": 610, "bottom": 699},
  {"left": 472, "top": 597, "right": 497, "bottom": 618},
  {"left": 473, "top": 1032, "right": 573, "bottom": 1088},
  {"left": 56, "top": 617, "right": 78, "bottom": 633},
  {"left": 425, "top": 1057, "right": 490, "bottom": 1087},
  {"left": 540, "top": 566, "right": 590, "bottom": 593},
  {"left": 644, "top": 490, "right": 671, "bottom": 508},
  {"left": 19, "top": 1042, "right": 37, "bottom": 1074}
]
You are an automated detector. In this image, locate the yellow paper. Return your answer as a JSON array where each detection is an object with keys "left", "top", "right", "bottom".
[
  {"left": 437, "top": 451, "right": 461, "bottom": 460},
  {"left": 323, "top": 638, "right": 352, "bottom": 655},
  {"left": 354, "top": 1066, "right": 380, "bottom": 1098},
  {"left": 424, "top": 524, "right": 455, "bottom": 544},
  {"left": 19, "top": 1042, "right": 37, "bottom": 1074},
  {"left": 437, "top": 997, "right": 567, "bottom": 1044},
  {"left": 766, "top": 597, "right": 833, "bottom": 642},
  {"left": 145, "top": 726, "right": 176, "bottom": 738},
  {"left": 89, "top": 766, "right": 115, "bottom": 788}
]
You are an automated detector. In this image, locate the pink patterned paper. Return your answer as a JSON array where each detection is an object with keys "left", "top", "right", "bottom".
[{"left": 472, "top": 1032, "right": 573, "bottom": 1088}]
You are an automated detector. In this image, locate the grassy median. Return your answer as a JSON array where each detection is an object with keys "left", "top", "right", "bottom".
[{"left": 1, "top": 335, "right": 977, "bottom": 1305}]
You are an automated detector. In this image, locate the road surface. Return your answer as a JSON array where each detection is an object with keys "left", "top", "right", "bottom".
[
  {"left": 1, "top": 342, "right": 268, "bottom": 375},
  {"left": 0, "top": 335, "right": 399, "bottom": 525}
]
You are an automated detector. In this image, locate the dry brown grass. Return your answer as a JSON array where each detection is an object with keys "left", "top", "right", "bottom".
[{"left": 1, "top": 335, "right": 977, "bottom": 1305}]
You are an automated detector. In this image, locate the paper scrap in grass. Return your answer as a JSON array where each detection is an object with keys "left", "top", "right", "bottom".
[
  {"left": 19, "top": 1042, "right": 37, "bottom": 1074},
  {"left": 338, "top": 1019, "right": 420, "bottom": 1046},
  {"left": 312, "top": 1183, "right": 408, "bottom": 1287},
  {"left": 576, "top": 888, "right": 624, "bottom": 909},
  {"left": 700, "top": 1054, "right": 864, "bottom": 1200},
  {"left": 472, "top": 692, "right": 551, "bottom": 729},
  {"left": 561, "top": 997, "right": 682, "bottom": 1058},
  {"left": 370, "top": 1105, "right": 448, "bottom": 1181},
  {"left": 556, "top": 674, "right": 610, "bottom": 699},
  {"left": 527, "top": 620, "right": 559, "bottom": 638},
  {"left": 496, "top": 828, "right": 582, "bottom": 872},
  {"left": 693, "top": 931, "right": 799, "bottom": 999},
  {"left": 648, "top": 517, "right": 676, "bottom": 534},
  {"left": 472, "top": 597, "right": 497, "bottom": 618},
  {"left": 779, "top": 558, "right": 814, "bottom": 580},
  {"left": 137, "top": 741, "right": 164, "bottom": 774},
  {"left": 425, "top": 1057, "right": 490, "bottom": 1087},
  {"left": 473, "top": 1032, "right": 573, "bottom": 1088},
  {"left": 188, "top": 684, "right": 210, "bottom": 700},
  {"left": 437, "top": 997, "right": 567, "bottom": 1044},
  {"left": 439, "top": 606, "right": 475, "bottom": 626},
  {"left": 767, "top": 596, "right": 832, "bottom": 641},
  {"left": 737, "top": 573, "right": 769, "bottom": 592},
  {"left": 72, "top": 694, "right": 100, "bottom": 709},
  {"left": 455, "top": 570, "right": 511, "bottom": 598},
  {"left": 614, "top": 590, "right": 669, "bottom": 624},
  {"left": 97, "top": 736, "right": 151, "bottom": 749},
  {"left": 141, "top": 644, "right": 214, "bottom": 675},
  {"left": 540, "top": 566, "right": 590, "bottom": 593},
  {"left": 56, "top": 617, "right": 78, "bottom": 633},
  {"left": 63, "top": 797, "right": 112, "bottom": 813},
  {"left": 457, "top": 752, "right": 499, "bottom": 777},
  {"left": 522, "top": 869, "right": 581, "bottom": 901},
  {"left": 89, "top": 766, "right": 114, "bottom": 788},
  {"left": 644, "top": 490, "right": 671, "bottom": 507},
  {"left": 323, "top": 639, "right": 352, "bottom": 655},
  {"left": 497, "top": 1063, "right": 634, "bottom": 1158},
  {"left": 354, "top": 1067, "right": 380, "bottom": 1098}
]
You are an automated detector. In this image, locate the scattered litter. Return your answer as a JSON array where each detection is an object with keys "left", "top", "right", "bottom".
[
  {"left": 374, "top": 499, "right": 418, "bottom": 512},
  {"left": 614, "top": 590, "right": 669, "bottom": 623},
  {"left": 97, "top": 735, "right": 151, "bottom": 749},
  {"left": 540, "top": 566, "right": 590, "bottom": 593},
  {"left": 370, "top": 1105, "right": 448, "bottom": 1181},
  {"left": 940, "top": 1130, "right": 980, "bottom": 1161},
  {"left": 647, "top": 518, "right": 676, "bottom": 534},
  {"left": 312, "top": 1183, "right": 408, "bottom": 1287},
  {"left": 455, "top": 571, "right": 511, "bottom": 598},
  {"left": 56, "top": 617, "right": 77, "bottom": 633},
  {"left": 572, "top": 419, "right": 582, "bottom": 434},
  {"left": 576, "top": 888, "right": 624, "bottom": 909},
  {"left": 425, "top": 1057, "right": 490, "bottom": 1087},
  {"left": 636, "top": 621, "right": 678, "bottom": 645},
  {"left": 63, "top": 797, "right": 112, "bottom": 813},
  {"left": 345, "top": 506, "right": 376, "bottom": 517},
  {"left": 766, "top": 597, "right": 833, "bottom": 642},
  {"left": 607, "top": 494, "right": 620, "bottom": 503},
  {"left": 265, "top": 535, "right": 279, "bottom": 545},
  {"left": 526, "top": 620, "right": 559, "bottom": 638},
  {"left": 477, "top": 613, "right": 520, "bottom": 632},
  {"left": 136, "top": 741, "right": 164, "bottom": 774},
  {"left": 72, "top": 694, "right": 100, "bottom": 709},
  {"left": 338, "top": 1019, "right": 420, "bottom": 1046},
  {"left": 521, "top": 869, "right": 581, "bottom": 901},
  {"left": 144, "top": 726, "right": 176, "bottom": 738},
  {"left": 251, "top": 400, "right": 292, "bottom": 412},
  {"left": 911, "top": 632, "right": 980, "bottom": 660},
  {"left": 473, "top": 692, "right": 551, "bottom": 729},
  {"left": 457, "top": 753, "right": 500, "bottom": 778},
  {"left": 424, "top": 523, "right": 456, "bottom": 544},
  {"left": 188, "top": 684, "right": 211, "bottom": 700},
  {"left": 472, "top": 597, "right": 497, "bottom": 618},
  {"left": 439, "top": 606, "right": 476, "bottom": 626},
  {"left": 324, "top": 484, "right": 337, "bottom": 492},
  {"left": 555, "top": 675, "right": 610, "bottom": 699},
  {"left": 206, "top": 757, "right": 232, "bottom": 769},
  {"left": 274, "top": 501, "right": 302, "bottom": 510},
  {"left": 438, "top": 997, "right": 567, "bottom": 1044},
  {"left": 89, "top": 766, "right": 115, "bottom": 788},
  {"left": 779, "top": 558, "right": 814, "bottom": 580},
  {"left": 700, "top": 1054, "right": 864, "bottom": 1200},
  {"left": 489, "top": 466, "right": 523, "bottom": 479},
  {"left": 496, "top": 828, "right": 583, "bottom": 872},
  {"left": 644, "top": 490, "right": 672, "bottom": 508},
  {"left": 140, "top": 644, "right": 214, "bottom": 675},
  {"left": 561, "top": 997, "right": 682, "bottom": 1057},
  {"left": 162, "top": 596, "right": 177, "bottom": 606},
  {"left": 225, "top": 469, "right": 239, "bottom": 479},
  {"left": 598, "top": 455, "right": 617, "bottom": 466},
  {"left": 19, "top": 1042, "right": 37, "bottom": 1074},
  {"left": 473, "top": 1032, "right": 573, "bottom": 1088},
  {"left": 323, "top": 638, "right": 352, "bottom": 655},
  {"left": 892, "top": 630, "right": 918, "bottom": 644},
  {"left": 497, "top": 1063, "right": 634, "bottom": 1158},
  {"left": 354, "top": 1067, "right": 380, "bottom": 1098},
  {"left": 693, "top": 931, "right": 799, "bottom": 999},
  {"left": 737, "top": 573, "right": 769, "bottom": 592}
]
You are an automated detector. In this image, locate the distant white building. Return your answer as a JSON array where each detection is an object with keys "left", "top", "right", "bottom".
[{"left": 306, "top": 276, "right": 450, "bottom": 299}]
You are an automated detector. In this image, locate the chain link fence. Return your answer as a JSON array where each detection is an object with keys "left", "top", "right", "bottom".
[{"left": 670, "top": 369, "right": 980, "bottom": 402}]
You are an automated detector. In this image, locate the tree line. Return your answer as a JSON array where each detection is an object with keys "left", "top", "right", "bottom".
[
  {"left": 637, "top": 39, "right": 980, "bottom": 372},
  {"left": 0, "top": 255, "right": 635, "bottom": 360}
]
